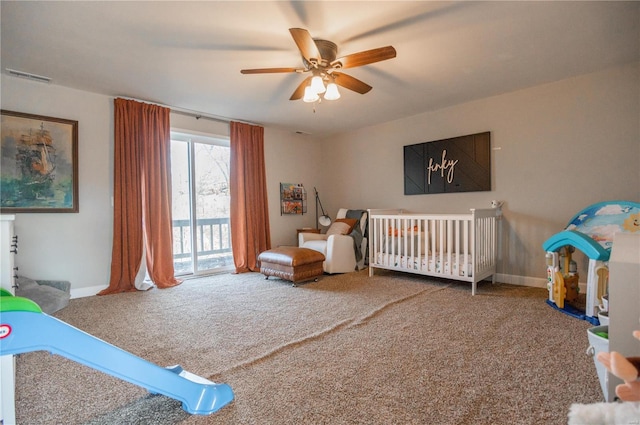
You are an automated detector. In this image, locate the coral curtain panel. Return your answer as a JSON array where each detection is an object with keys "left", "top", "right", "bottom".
[
  {"left": 99, "top": 98, "right": 180, "bottom": 295},
  {"left": 230, "top": 121, "right": 271, "bottom": 273}
]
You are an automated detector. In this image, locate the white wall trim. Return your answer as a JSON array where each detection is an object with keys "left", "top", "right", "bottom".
[
  {"left": 496, "top": 273, "right": 547, "bottom": 288},
  {"left": 496, "top": 273, "right": 588, "bottom": 295},
  {"left": 70, "top": 285, "right": 106, "bottom": 299}
]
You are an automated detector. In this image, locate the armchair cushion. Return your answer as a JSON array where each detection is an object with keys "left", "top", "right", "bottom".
[
  {"left": 302, "top": 239, "right": 328, "bottom": 256},
  {"left": 298, "top": 232, "right": 327, "bottom": 246}
]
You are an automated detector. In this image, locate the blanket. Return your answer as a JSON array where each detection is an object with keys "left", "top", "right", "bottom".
[{"left": 346, "top": 209, "right": 367, "bottom": 264}]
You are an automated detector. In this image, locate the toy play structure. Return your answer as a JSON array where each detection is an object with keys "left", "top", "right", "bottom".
[
  {"left": 542, "top": 200, "right": 640, "bottom": 324},
  {"left": 0, "top": 289, "right": 233, "bottom": 417}
]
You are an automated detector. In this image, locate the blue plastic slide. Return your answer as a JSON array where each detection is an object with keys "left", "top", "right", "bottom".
[{"left": 0, "top": 291, "right": 233, "bottom": 415}]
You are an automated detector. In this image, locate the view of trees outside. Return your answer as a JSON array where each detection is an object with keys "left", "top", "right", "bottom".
[{"left": 171, "top": 138, "right": 232, "bottom": 274}]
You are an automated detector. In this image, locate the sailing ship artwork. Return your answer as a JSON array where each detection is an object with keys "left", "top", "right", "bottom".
[{"left": 1, "top": 110, "right": 78, "bottom": 212}]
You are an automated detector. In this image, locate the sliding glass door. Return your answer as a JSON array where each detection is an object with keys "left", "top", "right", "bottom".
[{"left": 171, "top": 131, "right": 232, "bottom": 276}]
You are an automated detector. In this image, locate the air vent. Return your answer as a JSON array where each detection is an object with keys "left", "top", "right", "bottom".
[{"left": 5, "top": 68, "right": 51, "bottom": 83}]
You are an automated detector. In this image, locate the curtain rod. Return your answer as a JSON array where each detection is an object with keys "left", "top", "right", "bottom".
[{"left": 116, "top": 96, "right": 259, "bottom": 126}]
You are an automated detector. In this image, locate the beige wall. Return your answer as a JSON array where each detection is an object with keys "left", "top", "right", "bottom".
[
  {"left": 319, "top": 62, "right": 640, "bottom": 286},
  {"left": 264, "top": 127, "right": 324, "bottom": 247},
  {"left": 2, "top": 61, "right": 638, "bottom": 295},
  {"left": 1, "top": 76, "right": 322, "bottom": 296},
  {"left": 1, "top": 77, "right": 113, "bottom": 297}
]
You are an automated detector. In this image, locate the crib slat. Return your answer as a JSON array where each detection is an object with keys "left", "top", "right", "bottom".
[
  {"left": 463, "top": 219, "right": 469, "bottom": 278},
  {"left": 431, "top": 218, "right": 436, "bottom": 274}
]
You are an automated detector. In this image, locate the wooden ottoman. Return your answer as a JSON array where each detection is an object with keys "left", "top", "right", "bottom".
[{"left": 257, "top": 247, "right": 325, "bottom": 285}]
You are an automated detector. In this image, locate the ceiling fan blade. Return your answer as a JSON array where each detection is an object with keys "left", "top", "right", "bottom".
[
  {"left": 332, "top": 72, "right": 372, "bottom": 94},
  {"left": 331, "top": 46, "right": 396, "bottom": 69},
  {"left": 241, "top": 67, "right": 301, "bottom": 74},
  {"left": 289, "top": 28, "right": 322, "bottom": 64},
  {"left": 290, "top": 76, "right": 313, "bottom": 100}
]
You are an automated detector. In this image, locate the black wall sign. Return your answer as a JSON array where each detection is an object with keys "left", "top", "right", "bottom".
[{"left": 404, "top": 132, "right": 491, "bottom": 195}]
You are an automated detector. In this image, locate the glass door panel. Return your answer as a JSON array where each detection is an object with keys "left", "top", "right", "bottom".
[
  {"left": 193, "top": 142, "right": 232, "bottom": 272},
  {"left": 171, "top": 140, "right": 193, "bottom": 275},
  {"left": 171, "top": 132, "right": 232, "bottom": 276}
]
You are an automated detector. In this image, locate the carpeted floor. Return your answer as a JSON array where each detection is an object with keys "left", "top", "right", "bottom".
[{"left": 14, "top": 270, "right": 602, "bottom": 424}]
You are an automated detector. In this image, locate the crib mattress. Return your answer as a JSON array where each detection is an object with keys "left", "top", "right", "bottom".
[{"left": 374, "top": 252, "right": 473, "bottom": 277}]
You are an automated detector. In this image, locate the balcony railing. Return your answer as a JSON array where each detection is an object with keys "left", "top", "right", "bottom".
[{"left": 173, "top": 217, "right": 233, "bottom": 273}]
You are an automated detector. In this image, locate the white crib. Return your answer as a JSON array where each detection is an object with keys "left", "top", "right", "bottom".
[{"left": 368, "top": 208, "right": 499, "bottom": 295}]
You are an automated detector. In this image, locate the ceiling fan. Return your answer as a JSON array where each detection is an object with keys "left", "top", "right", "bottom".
[{"left": 240, "top": 28, "right": 396, "bottom": 102}]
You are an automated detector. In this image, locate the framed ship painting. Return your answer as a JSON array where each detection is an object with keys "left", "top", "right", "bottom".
[{"left": 1, "top": 110, "right": 78, "bottom": 213}]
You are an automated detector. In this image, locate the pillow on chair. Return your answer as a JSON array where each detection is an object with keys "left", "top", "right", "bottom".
[
  {"left": 333, "top": 218, "right": 358, "bottom": 234},
  {"left": 339, "top": 209, "right": 367, "bottom": 237},
  {"left": 326, "top": 221, "right": 353, "bottom": 236}
]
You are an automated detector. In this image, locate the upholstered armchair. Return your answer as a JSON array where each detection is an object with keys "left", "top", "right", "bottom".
[{"left": 298, "top": 209, "right": 368, "bottom": 274}]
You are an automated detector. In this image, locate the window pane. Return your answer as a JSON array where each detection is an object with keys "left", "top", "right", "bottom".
[
  {"left": 193, "top": 142, "right": 232, "bottom": 272},
  {"left": 171, "top": 140, "right": 193, "bottom": 275}
]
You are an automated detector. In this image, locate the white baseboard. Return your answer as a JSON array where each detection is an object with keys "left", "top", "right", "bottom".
[
  {"left": 495, "top": 273, "right": 588, "bottom": 294},
  {"left": 495, "top": 273, "right": 547, "bottom": 288},
  {"left": 70, "top": 285, "right": 107, "bottom": 299}
]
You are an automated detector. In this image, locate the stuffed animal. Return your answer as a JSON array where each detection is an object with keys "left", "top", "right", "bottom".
[{"left": 597, "top": 330, "right": 640, "bottom": 401}]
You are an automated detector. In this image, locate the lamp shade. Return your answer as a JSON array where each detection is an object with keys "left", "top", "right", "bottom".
[
  {"left": 324, "top": 82, "right": 341, "bottom": 100},
  {"left": 314, "top": 186, "right": 331, "bottom": 229},
  {"left": 311, "top": 75, "right": 326, "bottom": 94},
  {"left": 318, "top": 215, "right": 332, "bottom": 227},
  {"left": 303, "top": 85, "right": 320, "bottom": 103}
]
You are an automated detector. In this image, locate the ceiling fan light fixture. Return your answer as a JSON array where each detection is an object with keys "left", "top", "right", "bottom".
[
  {"left": 311, "top": 75, "right": 326, "bottom": 94},
  {"left": 324, "top": 82, "right": 341, "bottom": 100},
  {"left": 241, "top": 28, "right": 396, "bottom": 103},
  {"left": 303, "top": 85, "right": 320, "bottom": 103}
]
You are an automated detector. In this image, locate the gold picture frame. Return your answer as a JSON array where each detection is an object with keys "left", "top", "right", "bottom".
[{"left": 1, "top": 110, "right": 79, "bottom": 213}]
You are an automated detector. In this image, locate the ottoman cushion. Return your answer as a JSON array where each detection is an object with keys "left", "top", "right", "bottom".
[{"left": 258, "top": 247, "right": 325, "bottom": 283}]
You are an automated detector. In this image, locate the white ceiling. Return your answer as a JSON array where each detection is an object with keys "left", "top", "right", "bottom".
[{"left": 2, "top": 1, "right": 638, "bottom": 138}]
